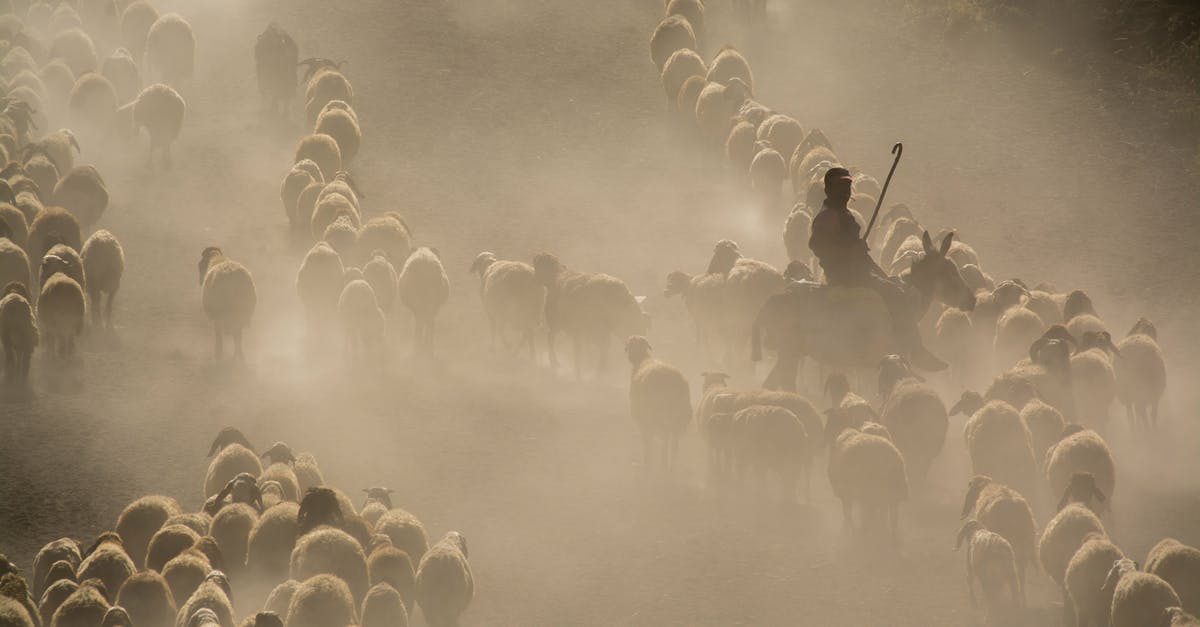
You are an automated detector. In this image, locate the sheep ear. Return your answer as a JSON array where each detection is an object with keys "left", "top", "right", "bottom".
[
  {"left": 1092, "top": 486, "right": 1107, "bottom": 503},
  {"left": 635, "top": 295, "right": 647, "bottom": 305},
  {"left": 1100, "top": 561, "right": 1123, "bottom": 594},
  {"left": 954, "top": 522, "right": 971, "bottom": 551},
  {"left": 961, "top": 480, "right": 984, "bottom": 519},
  {"left": 1057, "top": 483, "right": 1073, "bottom": 511}
]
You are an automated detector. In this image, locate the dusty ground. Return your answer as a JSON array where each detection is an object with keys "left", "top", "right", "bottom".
[{"left": 1, "top": 0, "right": 1198, "bottom": 625}]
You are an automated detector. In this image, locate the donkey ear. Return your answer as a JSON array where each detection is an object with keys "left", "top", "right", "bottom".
[
  {"left": 921, "top": 231, "right": 935, "bottom": 255},
  {"left": 940, "top": 232, "right": 955, "bottom": 256}
]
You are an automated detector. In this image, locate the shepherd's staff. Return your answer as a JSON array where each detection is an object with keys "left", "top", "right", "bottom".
[{"left": 862, "top": 142, "right": 903, "bottom": 242}]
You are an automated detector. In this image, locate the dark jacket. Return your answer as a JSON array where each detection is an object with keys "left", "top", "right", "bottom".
[{"left": 809, "top": 201, "right": 872, "bottom": 285}]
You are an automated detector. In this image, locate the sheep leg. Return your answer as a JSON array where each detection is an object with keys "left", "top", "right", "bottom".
[
  {"left": 888, "top": 503, "right": 899, "bottom": 541},
  {"left": 105, "top": 290, "right": 117, "bottom": 329},
  {"left": 427, "top": 319, "right": 437, "bottom": 354},
  {"left": 1150, "top": 400, "right": 1159, "bottom": 429},
  {"left": 965, "top": 554, "right": 976, "bottom": 608},
  {"left": 213, "top": 327, "right": 224, "bottom": 359},
  {"left": 234, "top": 330, "right": 244, "bottom": 361},
  {"left": 164, "top": 142, "right": 173, "bottom": 171},
  {"left": 546, "top": 329, "right": 558, "bottom": 369},
  {"left": 841, "top": 499, "right": 852, "bottom": 531},
  {"left": 801, "top": 457, "right": 811, "bottom": 504},
  {"left": 668, "top": 435, "right": 678, "bottom": 471},
  {"left": 572, "top": 336, "right": 582, "bottom": 381},
  {"left": 89, "top": 290, "right": 101, "bottom": 326},
  {"left": 641, "top": 431, "right": 652, "bottom": 471}
]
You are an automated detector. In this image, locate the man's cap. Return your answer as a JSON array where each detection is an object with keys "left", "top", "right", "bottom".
[{"left": 823, "top": 166, "right": 853, "bottom": 187}]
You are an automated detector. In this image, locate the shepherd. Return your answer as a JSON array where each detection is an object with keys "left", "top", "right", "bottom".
[{"left": 808, "top": 163, "right": 947, "bottom": 371}]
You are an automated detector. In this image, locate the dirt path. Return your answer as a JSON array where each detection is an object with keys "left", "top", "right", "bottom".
[{"left": 1, "top": 0, "right": 1197, "bottom": 625}]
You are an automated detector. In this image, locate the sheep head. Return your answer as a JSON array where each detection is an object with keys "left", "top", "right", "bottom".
[
  {"left": 954, "top": 519, "right": 985, "bottom": 551},
  {"left": 1032, "top": 325, "right": 1078, "bottom": 362},
  {"left": 469, "top": 252, "right": 497, "bottom": 276},
  {"left": 442, "top": 531, "right": 469, "bottom": 558},
  {"left": 960, "top": 475, "right": 993, "bottom": 519},
  {"left": 706, "top": 239, "right": 741, "bottom": 275},
  {"left": 1101, "top": 558, "right": 1138, "bottom": 598},
  {"left": 1058, "top": 471, "right": 1106, "bottom": 512},
  {"left": 949, "top": 391, "right": 984, "bottom": 417},
  {"left": 362, "top": 487, "right": 394, "bottom": 509},
  {"left": 259, "top": 442, "right": 296, "bottom": 465},
  {"left": 824, "top": 372, "right": 850, "bottom": 402},
  {"left": 101, "top": 606, "right": 133, "bottom": 626},
  {"left": 700, "top": 371, "right": 729, "bottom": 391},
  {"left": 1031, "top": 338, "right": 1072, "bottom": 374},
  {"left": 252, "top": 612, "right": 284, "bottom": 627},
  {"left": 1129, "top": 317, "right": 1158, "bottom": 341},
  {"left": 1079, "top": 330, "right": 1120, "bottom": 357},
  {"left": 203, "top": 570, "right": 232, "bottom": 600},
  {"left": 531, "top": 252, "right": 562, "bottom": 285},
  {"left": 783, "top": 260, "right": 813, "bottom": 282},
  {"left": 207, "top": 426, "right": 253, "bottom": 457},
  {"left": 663, "top": 270, "right": 692, "bottom": 297},
  {"left": 297, "top": 487, "right": 343, "bottom": 535},
  {"left": 198, "top": 247, "right": 224, "bottom": 285},
  {"left": 624, "top": 335, "right": 653, "bottom": 364}
]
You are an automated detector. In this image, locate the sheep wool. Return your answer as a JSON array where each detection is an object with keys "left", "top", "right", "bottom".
[
  {"left": 397, "top": 247, "right": 449, "bottom": 354},
  {"left": 144, "top": 14, "right": 194, "bottom": 84},
  {"left": 198, "top": 247, "right": 256, "bottom": 360},
  {"left": 360, "top": 582, "right": 408, "bottom": 627},
  {"left": 285, "top": 574, "right": 356, "bottom": 627},
  {"left": 132, "top": 83, "right": 186, "bottom": 169},
  {"left": 415, "top": 532, "right": 473, "bottom": 627},
  {"left": 80, "top": 229, "right": 124, "bottom": 328},
  {"left": 626, "top": 336, "right": 691, "bottom": 470}
]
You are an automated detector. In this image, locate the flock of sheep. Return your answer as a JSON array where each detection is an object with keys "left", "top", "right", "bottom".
[
  {"left": 0, "top": 427, "right": 473, "bottom": 627},
  {"left": 643, "top": 1, "right": 1196, "bottom": 626}
]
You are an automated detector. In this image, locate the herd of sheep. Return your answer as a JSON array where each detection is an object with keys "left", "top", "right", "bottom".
[{"left": 0, "top": 0, "right": 1193, "bottom": 625}]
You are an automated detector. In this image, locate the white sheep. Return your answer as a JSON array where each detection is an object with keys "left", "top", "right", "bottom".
[
  {"left": 730, "top": 403, "right": 811, "bottom": 502},
  {"left": 1038, "top": 502, "right": 1105, "bottom": 592},
  {"left": 144, "top": 14, "right": 194, "bottom": 85},
  {"left": 0, "top": 282, "right": 36, "bottom": 381},
  {"left": 314, "top": 102, "right": 360, "bottom": 163},
  {"left": 50, "top": 27, "right": 97, "bottom": 76},
  {"left": 749, "top": 144, "right": 786, "bottom": 206},
  {"left": 415, "top": 531, "right": 473, "bottom": 627},
  {"left": 694, "top": 77, "right": 751, "bottom": 146},
  {"left": 246, "top": 503, "right": 299, "bottom": 583},
  {"left": 469, "top": 252, "right": 543, "bottom": 356},
  {"left": 289, "top": 527, "right": 369, "bottom": 604},
  {"left": 706, "top": 45, "right": 753, "bottom": 92},
  {"left": 1065, "top": 532, "right": 1124, "bottom": 627},
  {"left": 1045, "top": 426, "right": 1115, "bottom": 514},
  {"left": 1104, "top": 558, "right": 1182, "bottom": 627},
  {"left": 174, "top": 571, "right": 234, "bottom": 627},
  {"left": 878, "top": 376, "right": 948, "bottom": 482},
  {"left": 356, "top": 213, "right": 412, "bottom": 268},
  {"left": 285, "top": 574, "right": 356, "bottom": 627},
  {"left": 296, "top": 241, "right": 344, "bottom": 335},
  {"left": 1145, "top": 539, "right": 1200, "bottom": 617},
  {"left": 68, "top": 72, "right": 117, "bottom": 137},
  {"left": 665, "top": 0, "right": 705, "bottom": 34},
  {"left": 300, "top": 59, "right": 353, "bottom": 124},
  {"left": 649, "top": 15, "right": 695, "bottom": 71},
  {"left": 826, "top": 423, "right": 908, "bottom": 538},
  {"left": 782, "top": 204, "right": 812, "bottom": 264},
  {"left": 756, "top": 114, "right": 804, "bottom": 169},
  {"left": 280, "top": 160, "right": 323, "bottom": 228},
  {"left": 113, "top": 495, "right": 181, "bottom": 572},
  {"left": 375, "top": 509, "right": 429, "bottom": 566},
  {"left": 662, "top": 268, "right": 724, "bottom": 358},
  {"left": 51, "top": 580, "right": 110, "bottom": 626},
  {"left": 197, "top": 247, "right": 256, "bottom": 360},
  {"left": 294, "top": 133, "right": 342, "bottom": 183},
  {"left": 37, "top": 269, "right": 84, "bottom": 358},
  {"left": 725, "top": 120, "right": 757, "bottom": 176},
  {"left": 145, "top": 524, "right": 200, "bottom": 572},
  {"left": 80, "top": 229, "right": 123, "bottom": 328},
  {"left": 1115, "top": 317, "right": 1166, "bottom": 430},
  {"left": 339, "top": 278, "right": 385, "bottom": 357},
  {"left": 209, "top": 503, "right": 257, "bottom": 577},
  {"left": 78, "top": 532, "right": 136, "bottom": 599},
  {"left": 625, "top": 336, "right": 691, "bottom": 470},
  {"left": 397, "top": 247, "right": 449, "bottom": 354},
  {"left": 128, "top": 83, "right": 186, "bottom": 170},
  {"left": 1019, "top": 398, "right": 1064, "bottom": 464},
  {"left": 362, "top": 251, "right": 398, "bottom": 315},
  {"left": 659, "top": 48, "right": 705, "bottom": 110},
  {"left": 952, "top": 394, "right": 1037, "bottom": 498},
  {"left": 360, "top": 581, "right": 407, "bottom": 627},
  {"left": 960, "top": 475, "right": 1036, "bottom": 592},
  {"left": 954, "top": 519, "right": 1021, "bottom": 611}
]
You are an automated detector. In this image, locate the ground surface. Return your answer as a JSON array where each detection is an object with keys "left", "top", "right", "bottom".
[{"left": 1, "top": 0, "right": 1198, "bottom": 625}]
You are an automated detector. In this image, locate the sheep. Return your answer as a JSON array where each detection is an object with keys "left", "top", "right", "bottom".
[
  {"left": 22, "top": 154, "right": 59, "bottom": 201},
  {"left": 960, "top": 264, "right": 994, "bottom": 293},
  {"left": 757, "top": 114, "right": 804, "bottom": 169},
  {"left": 934, "top": 307, "right": 973, "bottom": 379},
  {"left": 694, "top": 77, "right": 751, "bottom": 146},
  {"left": 2, "top": 47, "right": 38, "bottom": 78},
  {"left": 1165, "top": 608, "right": 1200, "bottom": 626},
  {"left": 120, "top": 1, "right": 158, "bottom": 57},
  {"left": 115, "top": 570, "right": 176, "bottom": 627},
  {"left": 0, "top": 572, "right": 38, "bottom": 627},
  {"left": 791, "top": 146, "right": 838, "bottom": 199},
  {"left": 397, "top": 247, "right": 449, "bottom": 354},
  {"left": 289, "top": 526, "right": 368, "bottom": 604},
  {"left": 0, "top": 282, "right": 36, "bottom": 381},
  {"left": 339, "top": 279, "right": 385, "bottom": 357},
  {"left": 40, "top": 243, "right": 85, "bottom": 292},
  {"left": 68, "top": 72, "right": 118, "bottom": 137},
  {"left": 878, "top": 376, "right": 948, "bottom": 482},
  {"left": 660, "top": 48, "right": 705, "bottom": 110},
  {"left": 1070, "top": 331, "right": 1119, "bottom": 429},
  {"left": 1145, "top": 539, "right": 1200, "bottom": 616},
  {"left": 724, "top": 119, "right": 758, "bottom": 175},
  {"left": 309, "top": 193, "right": 358, "bottom": 243},
  {"left": 293, "top": 133, "right": 341, "bottom": 182},
  {"left": 197, "top": 247, "right": 256, "bottom": 360},
  {"left": 960, "top": 475, "right": 1037, "bottom": 591},
  {"left": 1062, "top": 289, "right": 1097, "bottom": 322},
  {"left": 51, "top": 579, "right": 110, "bottom": 626},
  {"left": 281, "top": 161, "right": 322, "bottom": 228},
  {"left": 101, "top": 48, "right": 140, "bottom": 104},
  {"left": 415, "top": 531, "right": 472, "bottom": 627},
  {"left": 50, "top": 27, "right": 97, "bottom": 76},
  {"left": 33, "top": 538, "right": 82, "bottom": 601},
  {"left": 0, "top": 594, "right": 34, "bottom": 627},
  {"left": 1045, "top": 426, "right": 1115, "bottom": 513},
  {"left": 78, "top": 534, "right": 135, "bottom": 601},
  {"left": 1038, "top": 503, "right": 1105, "bottom": 591},
  {"left": 322, "top": 215, "right": 357, "bottom": 258},
  {"left": 1115, "top": 318, "right": 1166, "bottom": 430},
  {"left": 625, "top": 336, "right": 691, "bottom": 470},
  {"left": 314, "top": 103, "right": 360, "bottom": 163},
  {"left": 952, "top": 394, "right": 1037, "bottom": 498},
  {"left": 255, "top": 23, "right": 298, "bottom": 116},
  {"left": 42, "top": 559, "right": 79, "bottom": 596},
  {"left": 675, "top": 75, "right": 708, "bottom": 124},
  {"left": 359, "top": 488, "right": 393, "bottom": 527},
  {"left": 0, "top": 203, "right": 29, "bottom": 249},
  {"left": 263, "top": 580, "right": 299, "bottom": 617},
  {"left": 706, "top": 45, "right": 753, "bottom": 92},
  {"left": 993, "top": 306, "right": 1044, "bottom": 370},
  {"left": 355, "top": 213, "right": 411, "bottom": 267},
  {"left": 145, "top": 524, "right": 200, "bottom": 573},
  {"left": 1105, "top": 558, "right": 1183, "bottom": 627},
  {"left": 662, "top": 269, "right": 723, "bottom": 358},
  {"left": 1065, "top": 532, "right": 1125, "bottom": 627},
  {"left": 174, "top": 571, "right": 234, "bottom": 627},
  {"left": 144, "top": 14, "right": 194, "bottom": 85},
  {"left": 41, "top": 579, "right": 80, "bottom": 625},
  {"left": 124, "top": 83, "right": 186, "bottom": 170},
  {"left": 666, "top": 0, "right": 705, "bottom": 34},
  {"left": 955, "top": 519, "right": 1021, "bottom": 610},
  {"left": 782, "top": 205, "right": 812, "bottom": 264},
  {"left": 209, "top": 504, "right": 258, "bottom": 576},
  {"left": 37, "top": 267, "right": 85, "bottom": 358},
  {"left": 296, "top": 241, "right": 344, "bottom": 334},
  {"left": 79, "top": 229, "right": 123, "bottom": 328},
  {"left": 375, "top": 510, "right": 429, "bottom": 566},
  {"left": 359, "top": 581, "right": 407, "bottom": 627},
  {"left": 160, "top": 552, "right": 208, "bottom": 611},
  {"left": 711, "top": 243, "right": 784, "bottom": 367},
  {"left": 1014, "top": 399, "right": 1064, "bottom": 466},
  {"left": 822, "top": 372, "right": 878, "bottom": 430},
  {"left": 729, "top": 403, "right": 811, "bottom": 501},
  {"left": 300, "top": 59, "right": 353, "bottom": 120},
  {"left": 246, "top": 502, "right": 299, "bottom": 582},
  {"left": 114, "top": 495, "right": 181, "bottom": 570},
  {"left": 464, "top": 252, "right": 537, "bottom": 354},
  {"left": 367, "top": 542, "right": 415, "bottom": 610},
  {"left": 649, "top": 15, "right": 695, "bottom": 70},
  {"left": 285, "top": 574, "right": 356, "bottom": 627},
  {"left": 1067, "top": 313, "right": 1107, "bottom": 340},
  {"left": 825, "top": 422, "right": 908, "bottom": 538},
  {"left": 749, "top": 144, "right": 787, "bottom": 206},
  {"left": 54, "top": 165, "right": 109, "bottom": 227},
  {"left": 13, "top": 192, "right": 44, "bottom": 227}
]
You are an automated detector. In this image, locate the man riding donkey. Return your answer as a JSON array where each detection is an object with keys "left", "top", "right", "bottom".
[{"left": 809, "top": 166, "right": 947, "bottom": 372}]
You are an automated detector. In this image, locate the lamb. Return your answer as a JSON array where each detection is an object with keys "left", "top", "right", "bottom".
[
  {"left": 1038, "top": 502, "right": 1105, "bottom": 591},
  {"left": 54, "top": 165, "right": 109, "bottom": 226},
  {"left": 960, "top": 475, "right": 1037, "bottom": 591},
  {"left": 294, "top": 133, "right": 341, "bottom": 182},
  {"left": 246, "top": 502, "right": 299, "bottom": 583},
  {"left": 314, "top": 102, "right": 360, "bottom": 163},
  {"left": 289, "top": 527, "right": 369, "bottom": 604},
  {"left": 78, "top": 533, "right": 135, "bottom": 600},
  {"left": 144, "top": 14, "right": 194, "bottom": 85},
  {"left": 102, "top": 48, "right": 140, "bottom": 103},
  {"left": 952, "top": 394, "right": 1037, "bottom": 498},
  {"left": 955, "top": 519, "right": 1021, "bottom": 610},
  {"left": 825, "top": 423, "right": 908, "bottom": 538},
  {"left": 1145, "top": 539, "right": 1200, "bottom": 616},
  {"left": 296, "top": 241, "right": 344, "bottom": 334},
  {"left": 120, "top": 1, "right": 158, "bottom": 60},
  {"left": 255, "top": 23, "right": 298, "bottom": 116},
  {"left": 878, "top": 376, "right": 949, "bottom": 482},
  {"left": 115, "top": 570, "right": 176, "bottom": 627},
  {"left": 1104, "top": 558, "right": 1183, "bottom": 627},
  {"left": 37, "top": 269, "right": 85, "bottom": 358},
  {"left": 415, "top": 531, "right": 473, "bottom": 627},
  {"left": 659, "top": 48, "right": 705, "bottom": 110},
  {"left": 285, "top": 574, "right": 356, "bottom": 627},
  {"left": 730, "top": 403, "right": 811, "bottom": 502},
  {"left": 174, "top": 571, "right": 234, "bottom": 627},
  {"left": 51, "top": 579, "right": 110, "bottom": 626},
  {"left": 1045, "top": 426, "right": 1115, "bottom": 514},
  {"left": 78, "top": 229, "right": 123, "bottom": 328},
  {"left": 1065, "top": 533, "right": 1125, "bottom": 627},
  {"left": 339, "top": 279, "right": 386, "bottom": 357},
  {"left": 662, "top": 268, "right": 724, "bottom": 357},
  {"left": 469, "top": 252, "right": 543, "bottom": 356},
  {"left": 375, "top": 510, "right": 429, "bottom": 566},
  {"left": 126, "top": 83, "right": 186, "bottom": 169},
  {"left": 1115, "top": 317, "right": 1166, "bottom": 430},
  {"left": 0, "top": 282, "right": 36, "bottom": 381},
  {"left": 209, "top": 504, "right": 258, "bottom": 576},
  {"left": 782, "top": 205, "right": 812, "bottom": 264},
  {"left": 625, "top": 336, "right": 691, "bottom": 470},
  {"left": 649, "top": 15, "right": 696, "bottom": 71},
  {"left": 706, "top": 45, "right": 753, "bottom": 92},
  {"left": 397, "top": 247, "right": 449, "bottom": 354},
  {"left": 197, "top": 247, "right": 256, "bottom": 360},
  {"left": 114, "top": 495, "right": 182, "bottom": 570},
  {"left": 50, "top": 27, "right": 97, "bottom": 76},
  {"left": 1020, "top": 398, "right": 1065, "bottom": 464}
]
